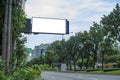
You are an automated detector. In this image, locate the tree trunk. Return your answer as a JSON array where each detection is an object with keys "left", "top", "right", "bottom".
[
  {"left": 86, "top": 52, "right": 89, "bottom": 71},
  {"left": 66, "top": 61, "right": 68, "bottom": 70},
  {"left": 10, "top": 38, "right": 16, "bottom": 71},
  {"left": 73, "top": 59, "right": 76, "bottom": 71},
  {"left": 13, "top": 58, "right": 17, "bottom": 70},
  {"left": 102, "top": 50, "right": 104, "bottom": 71},
  {"left": 86, "top": 58, "right": 88, "bottom": 70},
  {"left": 81, "top": 56, "right": 84, "bottom": 69},
  {"left": 2, "top": 0, "right": 12, "bottom": 73},
  {"left": 93, "top": 51, "right": 97, "bottom": 69},
  {"left": 70, "top": 60, "right": 72, "bottom": 70}
]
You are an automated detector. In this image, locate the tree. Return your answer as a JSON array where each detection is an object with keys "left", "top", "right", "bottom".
[
  {"left": 0, "top": 0, "right": 26, "bottom": 72},
  {"left": 66, "top": 31, "right": 93, "bottom": 70},
  {"left": 10, "top": 0, "right": 26, "bottom": 70},
  {"left": 101, "top": 3, "right": 120, "bottom": 42},
  {"left": 66, "top": 35, "right": 80, "bottom": 70},
  {"left": 66, "top": 38, "right": 73, "bottom": 70},
  {"left": 45, "top": 49, "right": 57, "bottom": 66},
  {"left": 81, "top": 31, "right": 93, "bottom": 69},
  {"left": 75, "top": 32, "right": 88, "bottom": 69},
  {"left": 99, "top": 33, "right": 114, "bottom": 71},
  {"left": 60, "top": 39, "right": 68, "bottom": 63},
  {"left": 13, "top": 37, "right": 27, "bottom": 68},
  {"left": 100, "top": 3, "right": 120, "bottom": 70},
  {"left": 104, "top": 43, "right": 119, "bottom": 63},
  {"left": 89, "top": 22, "right": 103, "bottom": 69},
  {"left": 27, "top": 54, "right": 45, "bottom": 66}
]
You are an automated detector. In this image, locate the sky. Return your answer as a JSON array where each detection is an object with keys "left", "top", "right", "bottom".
[{"left": 24, "top": 0, "right": 120, "bottom": 49}]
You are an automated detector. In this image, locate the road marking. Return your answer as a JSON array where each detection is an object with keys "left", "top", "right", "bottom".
[{"left": 91, "top": 78, "right": 98, "bottom": 80}]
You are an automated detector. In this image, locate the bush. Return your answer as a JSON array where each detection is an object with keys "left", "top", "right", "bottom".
[
  {"left": 0, "top": 64, "right": 48, "bottom": 80},
  {"left": 10, "top": 67, "right": 41, "bottom": 80},
  {"left": 0, "top": 70, "right": 7, "bottom": 80},
  {"left": 103, "top": 68, "right": 120, "bottom": 72}
]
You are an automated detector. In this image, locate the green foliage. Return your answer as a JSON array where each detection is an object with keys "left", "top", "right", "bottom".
[
  {"left": 0, "top": 64, "right": 47, "bottom": 80},
  {"left": 77, "top": 59, "right": 83, "bottom": 68},
  {"left": 0, "top": 0, "right": 27, "bottom": 72},
  {"left": 43, "top": 3, "right": 120, "bottom": 71},
  {"left": 12, "top": 7, "right": 26, "bottom": 39},
  {"left": 89, "top": 22, "right": 104, "bottom": 68},
  {"left": 27, "top": 55, "right": 45, "bottom": 66},
  {"left": 101, "top": 3, "right": 120, "bottom": 41},
  {"left": 45, "top": 50, "right": 57, "bottom": 66},
  {"left": 0, "top": 70, "right": 7, "bottom": 80},
  {"left": 43, "top": 40, "right": 68, "bottom": 66}
]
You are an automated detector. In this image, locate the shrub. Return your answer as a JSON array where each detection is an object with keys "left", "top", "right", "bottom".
[
  {"left": 0, "top": 64, "right": 48, "bottom": 80},
  {"left": 0, "top": 70, "right": 7, "bottom": 80}
]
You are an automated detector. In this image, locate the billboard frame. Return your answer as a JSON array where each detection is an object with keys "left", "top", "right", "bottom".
[{"left": 31, "top": 17, "right": 69, "bottom": 35}]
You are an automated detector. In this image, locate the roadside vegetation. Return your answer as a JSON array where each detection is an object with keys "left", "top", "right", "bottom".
[
  {"left": 29, "top": 3, "right": 120, "bottom": 75},
  {"left": 0, "top": 0, "right": 46, "bottom": 80},
  {"left": 0, "top": 64, "right": 47, "bottom": 80},
  {"left": 74, "top": 68, "right": 120, "bottom": 75}
]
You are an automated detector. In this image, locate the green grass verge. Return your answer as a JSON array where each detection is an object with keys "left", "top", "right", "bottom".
[
  {"left": 49, "top": 68, "right": 120, "bottom": 75},
  {"left": 76, "top": 68, "right": 120, "bottom": 75}
]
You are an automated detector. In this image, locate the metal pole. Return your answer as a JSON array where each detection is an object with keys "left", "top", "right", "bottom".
[{"left": 2, "top": 0, "right": 12, "bottom": 73}]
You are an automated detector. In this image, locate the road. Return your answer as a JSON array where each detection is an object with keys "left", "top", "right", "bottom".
[{"left": 41, "top": 71, "right": 120, "bottom": 80}]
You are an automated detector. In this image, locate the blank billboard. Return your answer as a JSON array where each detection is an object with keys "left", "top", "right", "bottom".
[{"left": 32, "top": 17, "right": 69, "bottom": 34}]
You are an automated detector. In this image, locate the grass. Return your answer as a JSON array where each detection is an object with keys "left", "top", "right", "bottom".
[
  {"left": 76, "top": 68, "right": 120, "bottom": 75},
  {"left": 102, "top": 69, "right": 120, "bottom": 75},
  {"left": 49, "top": 68, "right": 120, "bottom": 75}
]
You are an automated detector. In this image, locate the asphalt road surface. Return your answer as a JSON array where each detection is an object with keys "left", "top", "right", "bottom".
[{"left": 41, "top": 71, "right": 120, "bottom": 80}]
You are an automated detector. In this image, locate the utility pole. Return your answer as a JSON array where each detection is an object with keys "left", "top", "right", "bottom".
[{"left": 2, "top": 0, "right": 12, "bottom": 73}]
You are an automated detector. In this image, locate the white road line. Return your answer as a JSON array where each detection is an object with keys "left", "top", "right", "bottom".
[{"left": 91, "top": 78, "right": 98, "bottom": 80}]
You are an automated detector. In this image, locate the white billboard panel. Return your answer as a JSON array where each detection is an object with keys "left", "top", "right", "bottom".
[{"left": 32, "top": 17, "right": 69, "bottom": 34}]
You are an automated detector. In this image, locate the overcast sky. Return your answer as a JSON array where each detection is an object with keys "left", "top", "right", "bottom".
[{"left": 24, "top": 0, "right": 119, "bottom": 49}]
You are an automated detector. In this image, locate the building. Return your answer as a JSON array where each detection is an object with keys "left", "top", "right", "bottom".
[
  {"left": 32, "top": 43, "right": 49, "bottom": 58},
  {"left": 25, "top": 48, "right": 32, "bottom": 53},
  {"left": 25, "top": 48, "right": 32, "bottom": 62}
]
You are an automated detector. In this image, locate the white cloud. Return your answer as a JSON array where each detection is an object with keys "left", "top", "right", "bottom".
[
  {"left": 25, "top": 0, "right": 115, "bottom": 22},
  {"left": 25, "top": 0, "right": 84, "bottom": 20},
  {"left": 25, "top": 0, "right": 61, "bottom": 17},
  {"left": 81, "top": 14, "right": 102, "bottom": 23}
]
